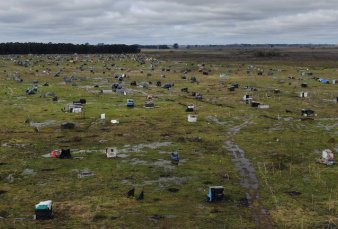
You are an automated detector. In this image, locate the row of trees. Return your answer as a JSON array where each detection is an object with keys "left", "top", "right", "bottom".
[{"left": 0, "top": 42, "right": 140, "bottom": 54}]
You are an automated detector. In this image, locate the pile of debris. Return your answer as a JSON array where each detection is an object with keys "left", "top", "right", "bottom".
[{"left": 317, "top": 149, "right": 336, "bottom": 165}]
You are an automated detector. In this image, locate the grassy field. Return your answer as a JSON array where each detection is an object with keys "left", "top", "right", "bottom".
[{"left": 0, "top": 48, "right": 337, "bottom": 228}]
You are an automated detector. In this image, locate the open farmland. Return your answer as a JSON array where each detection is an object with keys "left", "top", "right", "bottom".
[{"left": 0, "top": 48, "right": 337, "bottom": 228}]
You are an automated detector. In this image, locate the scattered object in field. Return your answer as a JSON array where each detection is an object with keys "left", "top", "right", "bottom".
[
  {"left": 274, "top": 89, "right": 280, "bottom": 94},
  {"left": 195, "top": 93, "right": 203, "bottom": 100},
  {"left": 63, "top": 104, "right": 82, "bottom": 113},
  {"left": 206, "top": 186, "right": 224, "bottom": 202},
  {"left": 317, "top": 149, "right": 336, "bottom": 165},
  {"left": 13, "top": 72, "right": 23, "bottom": 82},
  {"left": 111, "top": 120, "right": 119, "bottom": 124},
  {"left": 73, "top": 99, "right": 86, "bottom": 104},
  {"left": 301, "top": 83, "right": 308, "bottom": 88},
  {"left": 219, "top": 73, "right": 228, "bottom": 78},
  {"left": 300, "top": 91, "right": 308, "bottom": 98},
  {"left": 181, "top": 88, "right": 188, "bottom": 93},
  {"left": 72, "top": 107, "right": 82, "bottom": 113},
  {"left": 78, "top": 170, "right": 94, "bottom": 178},
  {"left": 106, "top": 147, "right": 117, "bottom": 158},
  {"left": 258, "top": 104, "right": 270, "bottom": 109},
  {"left": 242, "top": 95, "right": 252, "bottom": 104},
  {"left": 52, "top": 96, "right": 58, "bottom": 102},
  {"left": 187, "top": 114, "right": 198, "bottom": 122},
  {"left": 318, "top": 78, "right": 330, "bottom": 84},
  {"left": 332, "top": 79, "right": 337, "bottom": 84},
  {"left": 17, "top": 60, "right": 29, "bottom": 67},
  {"left": 186, "top": 104, "right": 195, "bottom": 112},
  {"left": 162, "top": 83, "right": 173, "bottom": 89},
  {"left": 60, "top": 122, "right": 75, "bottom": 129},
  {"left": 251, "top": 101, "right": 260, "bottom": 107},
  {"left": 301, "top": 108, "right": 315, "bottom": 117},
  {"left": 170, "top": 152, "right": 180, "bottom": 165},
  {"left": 35, "top": 200, "right": 53, "bottom": 220},
  {"left": 137, "top": 189, "right": 144, "bottom": 200},
  {"left": 100, "top": 113, "right": 106, "bottom": 120},
  {"left": 51, "top": 150, "right": 59, "bottom": 158},
  {"left": 144, "top": 101, "right": 154, "bottom": 108},
  {"left": 59, "top": 149, "right": 71, "bottom": 159},
  {"left": 228, "top": 85, "right": 235, "bottom": 91},
  {"left": 190, "top": 76, "right": 197, "bottom": 83},
  {"left": 101, "top": 89, "right": 114, "bottom": 94},
  {"left": 127, "top": 188, "right": 135, "bottom": 197},
  {"left": 231, "top": 83, "right": 239, "bottom": 88},
  {"left": 26, "top": 87, "right": 38, "bottom": 95},
  {"left": 126, "top": 99, "right": 135, "bottom": 107},
  {"left": 139, "top": 82, "right": 149, "bottom": 89}
]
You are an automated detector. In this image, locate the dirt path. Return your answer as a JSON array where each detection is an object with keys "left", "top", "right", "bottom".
[{"left": 225, "top": 121, "right": 273, "bottom": 229}]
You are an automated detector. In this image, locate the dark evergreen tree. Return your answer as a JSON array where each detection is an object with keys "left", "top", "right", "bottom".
[{"left": 0, "top": 42, "right": 140, "bottom": 54}]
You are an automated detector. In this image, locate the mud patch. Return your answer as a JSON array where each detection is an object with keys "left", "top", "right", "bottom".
[
  {"left": 239, "top": 198, "right": 250, "bottom": 207},
  {"left": 167, "top": 187, "right": 180, "bottom": 193},
  {"left": 40, "top": 168, "right": 55, "bottom": 172},
  {"left": 285, "top": 191, "right": 301, "bottom": 196},
  {"left": 225, "top": 120, "right": 272, "bottom": 228},
  {"left": 149, "top": 214, "right": 164, "bottom": 223},
  {"left": 225, "top": 141, "right": 258, "bottom": 190}
]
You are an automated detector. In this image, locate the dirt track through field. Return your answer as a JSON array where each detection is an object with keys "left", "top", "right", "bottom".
[{"left": 225, "top": 121, "right": 273, "bottom": 229}]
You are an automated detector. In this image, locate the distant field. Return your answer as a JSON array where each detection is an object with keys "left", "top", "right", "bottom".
[{"left": 0, "top": 48, "right": 337, "bottom": 228}]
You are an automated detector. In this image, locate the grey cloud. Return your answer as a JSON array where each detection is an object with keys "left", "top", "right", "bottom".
[{"left": 0, "top": 0, "right": 337, "bottom": 44}]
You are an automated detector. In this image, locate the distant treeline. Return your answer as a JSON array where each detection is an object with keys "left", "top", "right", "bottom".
[
  {"left": 138, "top": 45, "right": 170, "bottom": 49},
  {"left": 0, "top": 42, "right": 140, "bottom": 54}
]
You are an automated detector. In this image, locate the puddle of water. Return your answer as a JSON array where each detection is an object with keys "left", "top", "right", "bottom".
[
  {"left": 117, "top": 153, "right": 129, "bottom": 158},
  {"left": 205, "top": 116, "right": 228, "bottom": 125},
  {"left": 5, "top": 174, "right": 15, "bottom": 183},
  {"left": 120, "top": 142, "right": 172, "bottom": 153},
  {"left": 21, "top": 169, "right": 36, "bottom": 176},
  {"left": 2, "top": 143, "right": 28, "bottom": 148},
  {"left": 30, "top": 120, "right": 57, "bottom": 129},
  {"left": 143, "top": 176, "right": 191, "bottom": 187}
]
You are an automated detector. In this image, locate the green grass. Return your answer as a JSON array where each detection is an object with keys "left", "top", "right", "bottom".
[{"left": 0, "top": 51, "right": 337, "bottom": 228}]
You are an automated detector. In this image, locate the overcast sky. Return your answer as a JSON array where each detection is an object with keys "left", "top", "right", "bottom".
[{"left": 0, "top": 0, "right": 338, "bottom": 44}]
